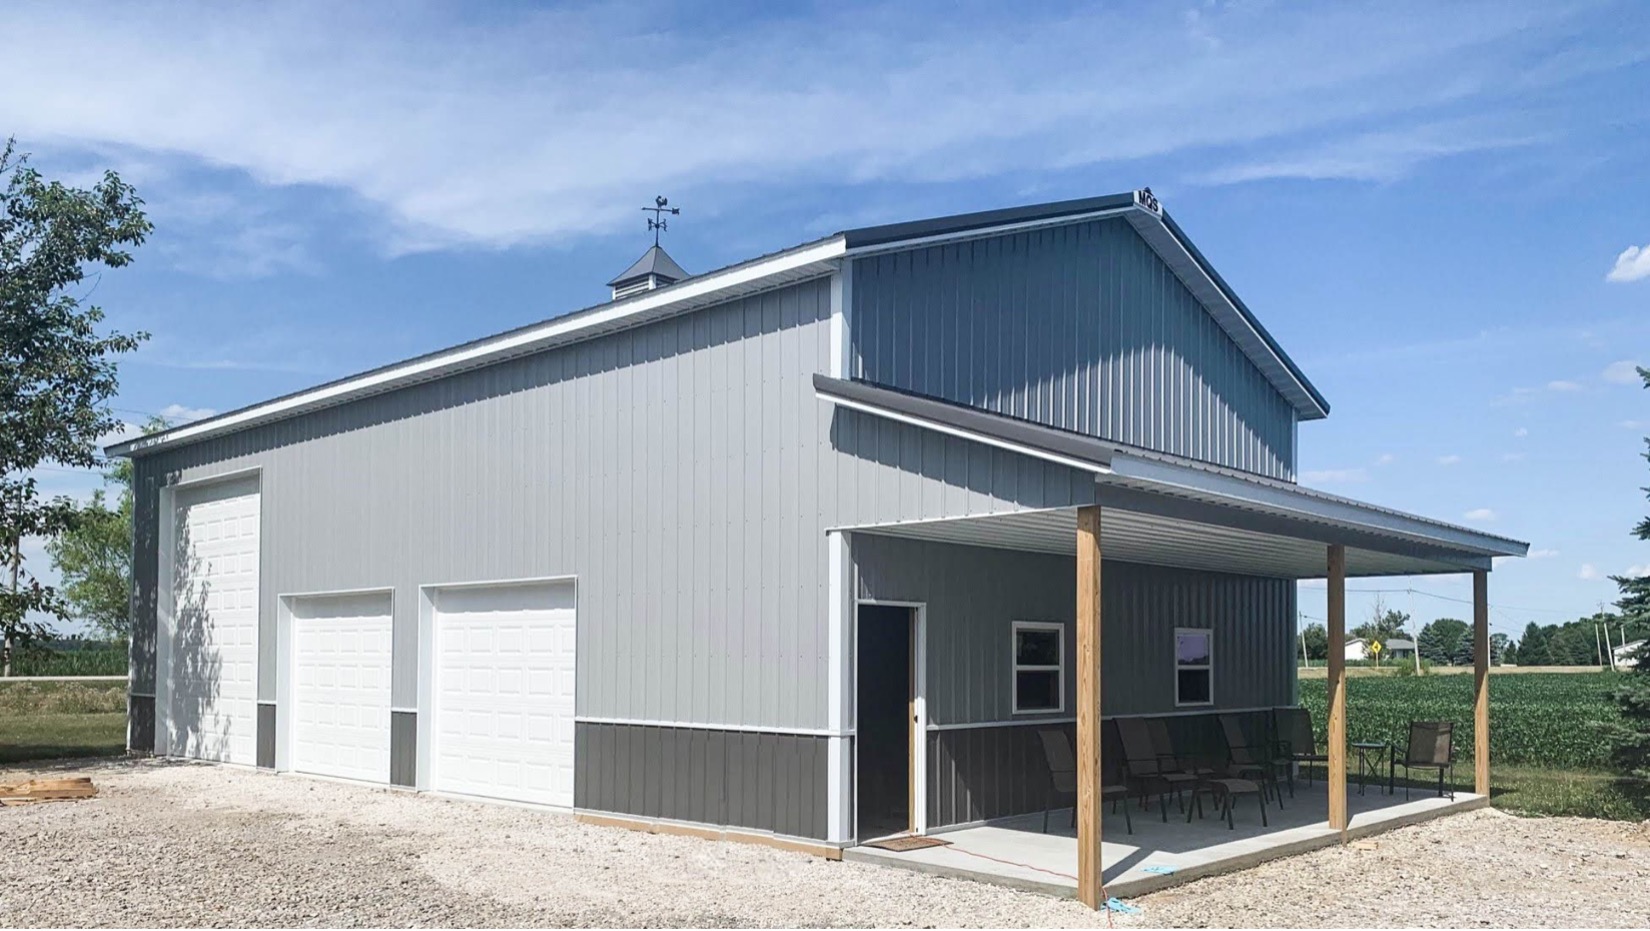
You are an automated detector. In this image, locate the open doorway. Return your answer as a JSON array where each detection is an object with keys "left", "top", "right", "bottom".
[{"left": 856, "top": 603, "right": 917, "bottom": 839}]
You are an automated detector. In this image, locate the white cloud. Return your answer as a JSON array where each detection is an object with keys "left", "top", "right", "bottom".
[
  {"left": 1374, "top": 453, "right": 1396, "bottom": 466},
  {"left": 1501, "top": 452, "right": 1526, "bottom": 462},
  {"left": 1624, "top": 564, "right": 1650, "bottom": 578},
  {"left": 95, "top": 421, "right": 146, "bottom": 448},
  {"left": 1527, "top": 547, "right": 1559, "bottom": 559},
  {"left": 1302, "top": 467, "right": 1368, "bottom": 485},
  {"left": 1463, "top": 507, "right": 1496, "bottom": 521},
  {"left": 1437, "top": 454, "right": 1462, "bottom": 466},
  {"left": 1607, "top": 244, "right": 1650, "bottom": 283},
  {"left": 1513, "top": 427, "right": 1528, "bottom": 438},
  {"left": 158, "top": 404, "right": 219, "bottom": 424},
  {"left": 0, "top": 2, "right": 1621, "bottom": 254},
  {"left": 1579, "top": 563, "right": 1602, "bottom": 581},
  {"left": 1546, "top": 379, "right": 1583, "bottom": 392},
  {"left": 1624, "top": 420, "right": 1650, "bottom": 430},
  {"left": 1603, "top": 360, "right": 1642, "bottom": 384}
]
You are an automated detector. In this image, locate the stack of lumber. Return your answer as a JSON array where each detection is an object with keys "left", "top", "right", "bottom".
[{"left": 0, "top": 776, "right": 98, "bottom": 805}]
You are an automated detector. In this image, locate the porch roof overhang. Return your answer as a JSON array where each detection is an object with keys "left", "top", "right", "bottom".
[{"left": 815, "top": 375, "right": 1529, "bottom": 579}]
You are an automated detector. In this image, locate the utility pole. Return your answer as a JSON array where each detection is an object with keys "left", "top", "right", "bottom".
[
  {"left": 3, "top": 537, "right": 16, "bottom": 678},
  {"left": 1595, "top": 621, "right": 1606, "bottom": 669}
]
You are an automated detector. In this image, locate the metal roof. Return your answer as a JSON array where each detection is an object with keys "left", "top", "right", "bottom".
[
  {"left": 816, "top": 375, "right": 1527, "bottom": 579},
  {"left": 606, "top": 244, "right": 690, "bottom": 287},
  {"left": 111, "top": 189, "right": 1327, "bottom": 457}
]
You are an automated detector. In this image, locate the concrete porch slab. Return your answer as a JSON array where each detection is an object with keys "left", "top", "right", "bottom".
[{"left": 845, "top": 781, "right": 1488, "bottom": 900}]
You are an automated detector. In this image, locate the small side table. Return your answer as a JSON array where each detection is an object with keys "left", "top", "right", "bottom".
[{"left": 1351, "top": 741, "right": 1389, "bottom": 795}]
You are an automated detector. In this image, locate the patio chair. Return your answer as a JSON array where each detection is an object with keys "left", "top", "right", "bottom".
[
  {"left": 1035, "top": 728, "right": 1131, "bottom": 835},
  {"left": 1116, "top": 717, "right": 1201, "bottom": 822},
  {"left": 1217, "top": 713, "right": 1287, "bottom": 807},
  {"left": 1186, "top": 776, "right": 1268, "bottom": 830},
  {"left": 1278, "top": 707, "right": 1330, "bottom": 786},
  {"left": 1389, "top": 721, "right": 1455, "bottom": 800}
]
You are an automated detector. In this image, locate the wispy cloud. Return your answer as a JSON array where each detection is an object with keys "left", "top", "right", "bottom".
[
  {"left": 158, "top": 404, "right": 218, "bottom": 423},
  {"left": 1528, "top": 547, "right": 1559, "bottom": 559},
  {"left": 1302, "top": 467, "right": 1369, "bottom": 485},
  {"left": 1501, "top": 452, "right": 1526, "bottom": 462},
  {"left": 1579, "top": 563, "right": 1602, "bottom": 581},
  {"left": 1438, "top": 454, "right": 1462, "bottom": 466},
  {"left": 1513, "top": 427, "right": 1529, "bottom": 437},
  {"left": 1464, "top": 507, "right": 1496, "bottom": 521},
  {"left": 1607, "top": 244, "right": 1650, "bottom": 283},
  {"left": 1625, "top": 564, "right": 1650, "bottom": 578},
  {"left": 1547, "top": 379, "right": 1583, "bottom": 392},
  {"left": 1375, "top": 453, "right": 1396, "bottom": 466},
  {"left": 0, "top": 1, "right": 1629, "bottom": 255},
  {"left": 1624, "top": 420, "right": 1650, "bottom": 430},
  {"left": 1603, "top": 360, "right": 1643, "bottom": 384}
]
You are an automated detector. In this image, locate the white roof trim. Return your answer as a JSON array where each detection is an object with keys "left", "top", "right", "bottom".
[
  {"left": 816, "top": 391, "right": 1113, "bottom": 477},
  {"left": 110, "top": 236, "right": 848, "bottom": 456},
  {"left": 1106, "top": 452, "right": 1525, "bottom": 557}
]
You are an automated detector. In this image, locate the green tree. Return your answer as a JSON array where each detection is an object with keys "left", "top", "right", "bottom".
[
  {"left": 1604, "top": 365, "right": 1650, "bottom": 778},
  {"left": 1517, "top": 621, "right": 1549, "bottom": 666},
  {"left": 1417, "top": 618, "right": 1469, "bottom": 665},
  {"left": 46, "top": 423, "right": 161, "bottom": 641},
  {"left": 1300, "top": 623, "right": 1328, "bottom": 662},
  {"left": 0, "top": 139, "right": 149, "bottom": 675},
  {"left": 1352, "top": 598, "right": 1410, "bottom": 645},
  {"left": 1489, "top": 631, "right": 1510, "bottom": 666}
]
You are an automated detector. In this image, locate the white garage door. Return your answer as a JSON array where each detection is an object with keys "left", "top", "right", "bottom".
[
  {"left": 166, "top": 477, "right": 260, "bottom": 764},
  {"left": 290, "top": 592, "right": 393, "bottom": 783},
  {"left": 431, "top": 581, "right": 576, "bottom": 807}
]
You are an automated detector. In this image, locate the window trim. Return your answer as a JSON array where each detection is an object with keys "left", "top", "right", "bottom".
[
  {"left": 1174, "top": 626, "right": 1215, "bottom": 708},
  {"left": 1011, "top": 621, "right": 1066, "bottom": 715}
]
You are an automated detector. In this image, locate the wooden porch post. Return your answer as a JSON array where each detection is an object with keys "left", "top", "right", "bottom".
[
  {"left": 1474, "top": 569, "right": 1490, "bottom": 796},
  {"left": 1327, "top": 544, "right": 1348, "bottom": 833},
  {"left": 1075, "top": 505, "right": 1103, "bottom": 910}
]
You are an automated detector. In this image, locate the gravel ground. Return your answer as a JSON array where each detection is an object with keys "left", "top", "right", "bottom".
[{"left": 3, "top": 758, "right": 1647, "bottom": 928}]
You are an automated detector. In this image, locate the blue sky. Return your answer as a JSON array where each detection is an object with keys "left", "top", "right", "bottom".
[{"left": 7, "top": 0, "right": 1650, "bottom": 642}]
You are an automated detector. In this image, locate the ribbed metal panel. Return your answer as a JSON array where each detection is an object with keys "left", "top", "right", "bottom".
[
  {"left": 851, "top": 217, "right": 1298, "bottom": 479},
  {"left": 256, "top": 704, "right": 276, "bottom": 768},
  {"left": 574, "top": 722, "right": 827, "bottom": 839},
  {"left": 852, "top": 534, "right": 1295, "bottom": 724},
  {"left": 389, "top": 710, "right": 417, "bottom": 787},
  {"left": 128, "top": 694, "right": 155, "bottom": 754},
  {"left": 125, "top": 274, "right": 1090, "bottom": 739}
]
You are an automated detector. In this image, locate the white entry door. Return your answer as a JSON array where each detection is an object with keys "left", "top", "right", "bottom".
[
  {"left": 430, "top": 581, "right": 576, "bottom": 807},
  {"left": 289, "top": 592, "right": 393, "bottom": 782},
  {"left": 165, "top": 476, "right": 261, "bottom": 764}
]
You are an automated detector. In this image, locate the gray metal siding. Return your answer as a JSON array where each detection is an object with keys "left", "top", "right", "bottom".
[
  {"left": 126, "top": 275, "right": 1089, "bottom": 743},
  {"left": 851, "top": 533, "right": 1296, "bottom": 724},
  {"left": 575, "top": 722, "right": 827, "bottom": 839},
  {"left": 256, "top": 703, "right": 276, "bottom": 768},
  {"left": 851, "top": 217, "right": 1298, "bottom": 479},
  {"left": 128, "top": 694, "right": 155, "bottom": 754},
  {"left": 390, "top": 711, "right": 417, "bottom": 787}
]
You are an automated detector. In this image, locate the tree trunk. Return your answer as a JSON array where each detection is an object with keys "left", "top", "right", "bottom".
[{"left": 3, "top": 540, "right": 16, "bottom": 677}]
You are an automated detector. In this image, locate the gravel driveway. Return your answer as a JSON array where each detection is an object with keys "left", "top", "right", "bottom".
[{"left": 3, "top": 759, "right": 1647, "bottom": 928}]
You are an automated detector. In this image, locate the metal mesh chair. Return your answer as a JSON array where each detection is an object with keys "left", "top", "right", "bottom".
[
  {"left": 1036, "top": 727, "right": 1130, "bottom": 834},
  {"left": 1278, "top": 707, "right": 1330, "bottom": 785},
  {"left": 1218, "top": 713, "right": 1286, "bottom": 807},
  {"left": 1117, "top": 717, "right": 1200, "bottom": 821},
  {"left": 1389, "top": 720, "right": 1455, "bottom": 799}
]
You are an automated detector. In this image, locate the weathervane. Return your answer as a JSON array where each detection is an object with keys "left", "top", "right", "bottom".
[{"left": 642, "top": 195, "right": 680, "bottom": 246}]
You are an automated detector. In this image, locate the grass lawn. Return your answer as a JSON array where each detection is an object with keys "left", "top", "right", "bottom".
[
  {"left": 0, "top": 681, "right": 127, "bottom": 766},
  {"left": 1481, "top": 765, "right": 1650, "bottom": 821}
]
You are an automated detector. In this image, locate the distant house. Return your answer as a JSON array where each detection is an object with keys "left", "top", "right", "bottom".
[
  {"left": 1617, "top": 639, "right": 1647, "bottom": 669},
  {"left": 1345, "top": 638, "right": 1370, "bottom": 661},
  {"left": 1385, "top": 638, "right": 1416, "bottom": 658}
]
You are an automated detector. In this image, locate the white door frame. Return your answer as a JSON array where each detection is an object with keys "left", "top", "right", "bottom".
[
  {"left": 853, "top": 598, "right": 928, "bottom": 839},
  {"left": 415, "top": 574, "right": 579, "bottom": 796},
  {"left": 154, "top": 468, "right": 262, "bottom": 759},
  {"left": 274, "top": 587, "right": 395, "bottom": 775}
]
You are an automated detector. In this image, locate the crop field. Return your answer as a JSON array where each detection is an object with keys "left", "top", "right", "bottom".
[{"left": 1298, "top": 670, "right": 1624, "bottom": 769}]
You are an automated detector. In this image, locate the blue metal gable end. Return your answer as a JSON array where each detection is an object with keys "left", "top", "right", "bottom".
[{"left": 842, "top": 191, "right": 1331, "bottom": 422}]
